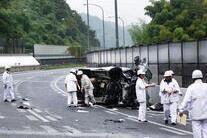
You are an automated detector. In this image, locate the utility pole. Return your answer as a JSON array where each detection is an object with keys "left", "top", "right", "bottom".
[
  {"left": 118, "top": 17, "right": 125, "bottom": 47},
  {"left": 84, "top": 3, "right": 105, "bottom": 49},
  {"left": 86, "top": 0, "right": 90, "bottom": 51},
  {"left": 114, "top": 0, "right": 119, "bottom": 48}
]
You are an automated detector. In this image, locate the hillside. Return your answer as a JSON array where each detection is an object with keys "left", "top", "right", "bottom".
[{"left": 0, "top": 0, "right": 100, "bottom": 51}]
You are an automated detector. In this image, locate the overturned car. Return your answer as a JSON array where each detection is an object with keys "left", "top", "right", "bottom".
[{"left": 78, "top": 66, "right": 147, "bottom": 108}]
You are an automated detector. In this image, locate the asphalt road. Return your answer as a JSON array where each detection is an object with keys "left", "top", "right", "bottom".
[{"left": 0, "top": 68, "right": 193, "bottom": 138}]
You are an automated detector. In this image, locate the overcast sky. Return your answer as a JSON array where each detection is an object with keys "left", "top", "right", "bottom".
[{"left": 66, "top": 0, "right": 151, "bottom": 26}]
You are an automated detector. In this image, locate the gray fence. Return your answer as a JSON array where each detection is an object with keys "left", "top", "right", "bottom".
[{"left": 86, "top": 40, "right": 207, "bottom": 87}]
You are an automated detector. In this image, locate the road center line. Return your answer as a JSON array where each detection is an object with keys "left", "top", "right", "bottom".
[
  {"left": 104, "top": 110, "right": 119, "bottom": 115},
  {"left": 160, "top": 127, "right": 186, "bottom": 135}
]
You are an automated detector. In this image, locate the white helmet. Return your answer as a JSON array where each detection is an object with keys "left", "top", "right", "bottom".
[
  {"left": 77, "top": 70, "right": 83, "bottom": 75},
  {"left": 192, "top": 70, "right": 203, "bottom": 79},
  {"left": 5, "top": 65, "right": 11, "bottom": 70},
  {"left": 168, "top": 70, "right": 174, "bottom": 75},
  {"left": 137, "top": 70, "right": 145, "bottom": 75},
  {"left": 70, "top": 69, "right": 76, "bottom": 73},
  {"left": 164, "top": 71, "right": 172, "bottom": 77}
]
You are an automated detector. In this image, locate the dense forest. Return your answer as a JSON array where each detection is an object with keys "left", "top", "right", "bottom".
[
  {"left": 129, "top": 0, "right": 207, "bottom": 45},
  {"left": 0, "top": 0, "right": 100, "bottom": 51}
]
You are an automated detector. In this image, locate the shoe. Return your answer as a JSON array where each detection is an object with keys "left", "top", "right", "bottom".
[
  {"left": 4, "top": 99, "right": 9, "bottom": 103},
  {"left": 171, "top": 122, "right": 176, "bottom": 126},
  {"left": 11, "top": 99, "right": 16, "bottom": 102},
  {"left": 165, "top": 120, "right": 168, "bottom": 124},
  {"left": 143, "top": 120, "right": 148, "bottom": 122}
]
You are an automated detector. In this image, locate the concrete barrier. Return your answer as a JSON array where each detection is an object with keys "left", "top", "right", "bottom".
[
  {"left": 0, "top": 54, "right": 40, "bottom": 73},
  {"left": 0, "top": 65, "right": 40, "bottom": 74}
]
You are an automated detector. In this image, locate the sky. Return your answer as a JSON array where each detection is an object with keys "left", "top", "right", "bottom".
[{"left": 66, "top": 0, "right": 151, "bottom": 26}]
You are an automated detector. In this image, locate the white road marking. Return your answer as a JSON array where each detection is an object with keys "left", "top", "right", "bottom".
[
  {"left": 105, "top": 110, "right": 118, "bottom": 115},
  {"left": 40, "top": 125, "right": 59, "bottom": 133},
  {"left": 127, "top": 117, "right": 140, "bottom": 122},
  {"left": 17, "top": 96, "right": 22, "bottom": 99},
  {"left": 17, "top": 109, "right": 27, "bottom": 113},
  {"left": 51, "top": 76, "right": 67, "bottom": 96},
  {"left": 0, "top": 116, "right": 5, "bottom": 119},
  {"left": 45, "top": 115, "right": 58, "bottom": 121},
  {"left": 96, "top": 105, "right": 193, "bottom": 135},
  {"left": 149, "top": 113, "right": 162, "bottom": 117},
  {"left": 27, "top": 110, "right": 50, "bottom": 123},
  {"left": 26, "top": 115, "right": 39, "bottom": 121},
  {"left": 77, "top": 110, "right": 89, "bottom": 113},
  {"left": 51, "top": 114, "right": 63, "bottom": 120},
  {"left": 11, "top": 103, "right": 17, "bottom": 106},
  {"left": 63, "top": 126, "right": 81, "bottom": 134},
  {"left": 33, "top": 108, "right": 42, "bottom": 113},
  {"left": 160, "top": 127, "right": 186, "bottom": 135}
]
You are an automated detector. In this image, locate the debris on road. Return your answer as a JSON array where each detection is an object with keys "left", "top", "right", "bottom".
[
  {"left": 110, "top": 108, "right": 118, "bottom": 111},
  {"left": 17, "top": 105, "right": 30, "bottom": 109},
  {"left": 22, "top": 98, "right": 31, "bottom": 101},
  {"left": 105, "top": 119, "right": 125, "bottom": 123},
  {"left": 76, "top": 110, "right": 89, "bottom": 113},
  {"left": 149, "top": 103, "right": 163, "bottom": 111}
]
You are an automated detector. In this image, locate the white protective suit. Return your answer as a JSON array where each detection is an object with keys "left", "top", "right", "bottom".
[
  {"left": 2, "top": 71, "right": 15, "bottom": 101},
  {"left": 159, "top": 78, "right": 181, "bottom": 123},
  {"left": 179, "top": 79, "right": 207, "bottom": 138},
  {"left": 65, "top": 73, "right": 78, "bottom": 106},
  {"left": 136, "top": 77, "right": 148, "bottom": 121},
  {"left": 81, "top": 74, "right": 96, "bottom": 105}
]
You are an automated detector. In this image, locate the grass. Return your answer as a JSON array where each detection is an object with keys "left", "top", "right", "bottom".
[{"left": 40, "top": 63, "right": 86, "bottom": 70}]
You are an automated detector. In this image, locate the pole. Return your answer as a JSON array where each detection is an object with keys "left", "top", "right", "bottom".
[
  {"left": 84, "top": 3, "right": 105, "bottom": 49},
  {"left": 118, "top": 17, "right": 125, "bottom": 47},
  {"left": 115, "top": 0, "right": 119, "bottom": 48},
  {"left": 86, "top": 0, "right": 90, "bottom": 51},
  {"left": 102, "top": 9, "right": 106, "bottom": 49}
]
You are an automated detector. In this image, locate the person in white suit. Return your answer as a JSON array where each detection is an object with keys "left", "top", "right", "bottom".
[
  {"left": 179, "top": 70, "right": 207, "bottom": 138},
  {"left": 77, "top": 70, "right": 96, "bottom": 107},
  {"left": 159, "top": 71, "right": 181, "bottom": 125},
  {"left": 2, "top": 66, "right": 16, "bottom": 102},
  {"left": 65, "top": 69, "right": 80, "bottom": 107},
  {"left": 136, "top": 70, "right": 155, "bottom": 122}
]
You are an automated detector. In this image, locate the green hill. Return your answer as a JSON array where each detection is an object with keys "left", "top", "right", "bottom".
[{"left": 0, "top": 0, "right": 100, "bottom": 51}]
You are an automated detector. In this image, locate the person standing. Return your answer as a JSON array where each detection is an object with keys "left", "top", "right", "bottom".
[
  {"left": 77, "top": 70, "right": 96, "bottom": 107},
  {"left": 136, "top": 70, "right": 155, "bottom": 122},
  {"left": 65, "top": 69, "right": 79, "bottom": 107},
  {"left": 159, "top": 71, "right": 181, "bottom": 125},
  {"left": 2, "top": 66, "right": 16, "bottom": 102},
  {"left": 179, "top": 70, "right": 207, "bottom": 138}
]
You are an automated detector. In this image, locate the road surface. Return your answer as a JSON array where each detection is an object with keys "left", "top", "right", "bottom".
[{"left": 0, "top": 68, "right": 193, "bottom": 138}]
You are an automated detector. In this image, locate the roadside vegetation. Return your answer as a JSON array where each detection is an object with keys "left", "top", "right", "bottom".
[{"left": 129, "top": 0, "right": 207, "bottom": 45}]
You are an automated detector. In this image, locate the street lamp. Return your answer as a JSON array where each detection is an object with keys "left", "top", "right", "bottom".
[
  {"left": 114, "top": 0, "right": 119, "bottom": 48},
  {"left": 107, "top": 16, "right": 125, "bottom": 47},
  {"left": 118, "top": 17, "right": 125, "bottom": 47},
  {"left": 86, "top": 0, "right": 90, "bottom": 51},
  {"left": 83, "top": 3, "right": 106, "bottom": 49}
]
